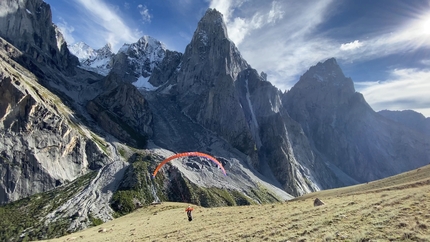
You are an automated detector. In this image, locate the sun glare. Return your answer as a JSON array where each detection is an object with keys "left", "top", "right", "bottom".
[
  {"left": 417, "top": 13, "right": 430, "bottom": 35},
  {"left": 404, "top": 10, "right": 430, "bottom": 48},
  {"left": 421, "top": 16, "right": 430, "bottom": 35}
]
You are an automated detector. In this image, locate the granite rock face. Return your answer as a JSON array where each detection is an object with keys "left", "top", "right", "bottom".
[
  {"left": 86, "top": 74, "right": 153, "bottom": 148},
  {"left": 152, "top": 9, "right": 328, "bottom": 196},
  {"left": 174, "top": 9, "right": 257, "bottom": 163},
  {"left": 0, "top": 39, "right": 110, "bottom": 204},
  {"left": 283, "top": 58, "right": 430, "bottom": 183},
  {"left": 0, "top": 0, "right": 78, "bottom": 74}
]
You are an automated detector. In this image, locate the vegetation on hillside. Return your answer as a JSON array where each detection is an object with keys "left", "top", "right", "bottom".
[
  {"left": 110, "top": 152, "right": 283, "bottom": 218},
  {"left": 0, "top": 172, "right": 97, "bottom": 241}
]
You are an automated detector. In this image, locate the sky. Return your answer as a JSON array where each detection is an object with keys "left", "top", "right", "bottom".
[{"left": 45, "top": 0, "right": 430, "bottom": 117}]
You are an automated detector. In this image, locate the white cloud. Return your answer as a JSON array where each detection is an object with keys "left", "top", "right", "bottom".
[
  {"left": 56, "top": 17, "right": 75, "bottom": 44},
  {"left": 124, "top": 2, "right": 130, "bottom": 10},
  {"left": 421, "top": 59, "right": 430, "bottom": 66},
  {"left": 210, "top": 0, "right": 284, "bottom": 46},
  {"left": 267, "top": 1, "right": 284, "bottom": 24},
  {"left": 208, "top": 0, "right": 430, "bottom": 96},
  {"left": 73, "top": 0, "right": 141, "bottom": 52},
  {"left": 209, "top": 0, "right": 239, "bottom": 21},
  {"left": 138, "top": 4, "right": 151, "bottom": 23},
  {"left": 212, "top": 0, "right": 336, "bottom": 89},
  {"left": 357, "top": 68, "right": 430, "bottom": 117},
  {"left": 0, "top": 0, "right": 18, "bottom": 17},
  {"left": 340, "top": 40, "right": 363, "bottom": 51}
]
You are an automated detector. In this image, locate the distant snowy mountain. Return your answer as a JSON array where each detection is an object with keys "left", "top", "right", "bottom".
[
  {"left": 69, "top": 36, "right": 168, "bottom": 89},
  {"left": 68, "top": 42, "right": 96, "bottom": 61},
  {"left": 69, "top": 42, "right": 114, "bottom": 76},
  {"left": 111, "top": 35, "right": 167, "bottom": 90}
]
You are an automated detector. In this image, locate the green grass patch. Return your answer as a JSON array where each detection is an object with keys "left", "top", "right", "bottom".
[
  {"left": 88, "top": 214, "right": 104, "bottom": 227},
  {"left": 90, "top": 132, "right": 109, "bottom": 155},
  {"left": 118, "top": 148, "right": 126, "bottom": 158}
]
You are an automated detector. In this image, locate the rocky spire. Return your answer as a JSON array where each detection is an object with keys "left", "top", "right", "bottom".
[
  {"left": 191, "top": 8, "right": 230, "bottom": 46},
  {"left": 173, "top": 8, "right": 256, "bottom": 162},
  {"left": 177, "top": 8, "right": 249, "bottom": 92}
]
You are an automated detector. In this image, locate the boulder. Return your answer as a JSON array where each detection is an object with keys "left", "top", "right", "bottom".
[{"left": 313, "top": 198, "right": 325, "bottom": 207}]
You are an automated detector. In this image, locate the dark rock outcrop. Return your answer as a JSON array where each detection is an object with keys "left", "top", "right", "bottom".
[{"left": 86, "top": 74, "right": 153, "bottom": 148}]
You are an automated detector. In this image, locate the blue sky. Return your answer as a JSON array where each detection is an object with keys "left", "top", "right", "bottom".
[{"left": 45, "top": 0, "right": 430, "bottom": 117}]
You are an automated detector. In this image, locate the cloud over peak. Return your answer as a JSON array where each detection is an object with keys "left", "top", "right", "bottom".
[
  {"left": 340, "top": 40, "right": 363, "bottom": 51},
  {"left": 138, "top": 4, "right": 151, "bottom": 23}
]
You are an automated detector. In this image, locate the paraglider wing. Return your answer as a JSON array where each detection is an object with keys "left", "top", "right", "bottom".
[{"left": 152, "top": 152, "right": 227, "bottom": 177}]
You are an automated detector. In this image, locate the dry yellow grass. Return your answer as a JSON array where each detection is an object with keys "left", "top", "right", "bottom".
[{"left": 43, "top": 166, "right": 430, "bottom": 242}]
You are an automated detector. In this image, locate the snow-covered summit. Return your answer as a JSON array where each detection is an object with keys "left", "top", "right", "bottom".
[
  {"left": 68, "top": 42, "right": 96, "bottom": 61},
  {"left": 111, "top": 35, "right": 167, "bottom": 90},
  {"left": 118, "top": 35, "right": 166, "bottom": 78},
  {"left": 69, "top": 42, "right": 114, "bottom": 76},
  {"left": 68, "top": 36, "right": 168, "bottom": 86}
]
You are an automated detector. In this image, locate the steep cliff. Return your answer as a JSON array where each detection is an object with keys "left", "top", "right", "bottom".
[
  {"left": 235, "top": 68, "right": 340, "bottom": 195},
  {"left": 0, "top": 0, "right": 78, "bottom": 74},
  {"left": 2, "top": 3, "right": 430, "bottom": 240},
  {"left": 284, "top": 58, "right": 430, "bottom": 183},
  {"left": 0, "top": 38, "right": 110, "bottom": 204},
  {"left": 173, "top": 9, "right": 257, "bottom": 165},
  {"left": 86, "top": 74, "right": 153, "bottom": 149}
]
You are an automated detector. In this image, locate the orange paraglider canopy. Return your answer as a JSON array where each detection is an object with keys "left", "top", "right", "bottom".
[{"left": 152, "top": 152, "right": 226, "bottom": 177}]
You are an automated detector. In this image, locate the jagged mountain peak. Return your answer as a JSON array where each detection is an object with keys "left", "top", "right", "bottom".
[
  {"left": 138, "top": 35, "right": 165, "bottom": 47},
  {"left": 178, "top": 8, "right": 249, "bottom": 85},
  {"left": 99, "top": 43, "right": 112, "bottom": 52},
  {"left": 68, "top": 42, "right": 95, "bottom": 61},
  {"left": 95, "top": 43, "right": 114, "bottom": 59},
  {"left": 109, "top": 35, "right": 167, "bottom": 87},
  {"left": 68, "top": 41, "right": 114, "bottom": 76},
  {"left": 119, "top": 35, "right": 166, "bottom": 54},
  {"left": 295, "top": 57, "right": 355, "bottom": 95},
  {"left": 191, "top": 8, "right": 229, "bottom": 46},
  {"left": 304, "top": 58, "right": 346, "bottom": 82}
]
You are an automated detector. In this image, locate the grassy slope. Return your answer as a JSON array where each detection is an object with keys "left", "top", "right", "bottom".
[{"left": 43, "top": 165, "right": 430, "bottom": 242}]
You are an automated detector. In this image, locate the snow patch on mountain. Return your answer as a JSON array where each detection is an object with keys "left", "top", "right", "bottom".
[
  {"left": 69, "top": 36, "right": 168, "bottom": 80},
  {"left": 133, "top": 76, "right": 158, "bottom": 91}
]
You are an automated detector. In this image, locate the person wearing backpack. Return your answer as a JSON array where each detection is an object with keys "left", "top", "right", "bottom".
[{"left": 185, "top": 205, "right": 194, "bottom": 221}]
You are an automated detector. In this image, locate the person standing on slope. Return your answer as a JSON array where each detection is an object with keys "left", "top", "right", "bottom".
[{"left": 185, "top": 205, "right": 194, "bottom": 221}]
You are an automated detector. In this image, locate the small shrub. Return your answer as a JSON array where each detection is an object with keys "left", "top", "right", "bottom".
[{"left": 89, "top": 214, "right": 104, "bottom": 226}]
